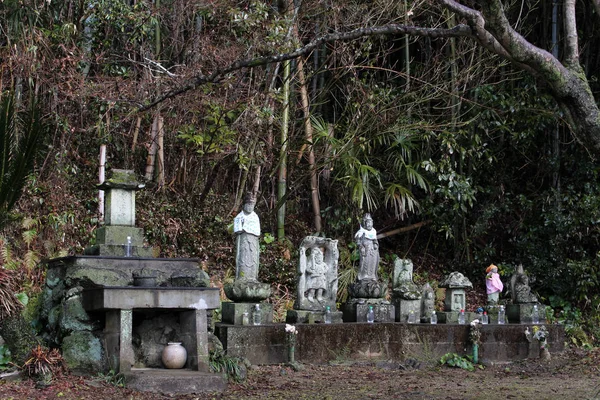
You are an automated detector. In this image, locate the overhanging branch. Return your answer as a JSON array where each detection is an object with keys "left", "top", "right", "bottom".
[{"left": 136, "top": 24, "right": 473, "bottom": 112}]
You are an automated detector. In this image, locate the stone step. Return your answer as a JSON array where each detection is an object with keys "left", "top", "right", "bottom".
[{"left": 123, "top": 368, "right": 227, "bottom": 395}]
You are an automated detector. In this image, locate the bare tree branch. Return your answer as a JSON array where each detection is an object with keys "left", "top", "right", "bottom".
[{"left": 136, "top": 24, "right": 472, "bottom": 112}]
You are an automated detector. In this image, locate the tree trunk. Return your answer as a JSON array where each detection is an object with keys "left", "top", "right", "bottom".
[
  {"left": 145, "top": 114, "right": 159, "bottom": 181},
  {"left": 277, "top": 59, "right": 291, "bottom": 241}
]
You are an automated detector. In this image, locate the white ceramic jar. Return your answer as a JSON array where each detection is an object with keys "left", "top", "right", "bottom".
[{"left": 161, "top": 342, "right": 187, "bottom": 369}]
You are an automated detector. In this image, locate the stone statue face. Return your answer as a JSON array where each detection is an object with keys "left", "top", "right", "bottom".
[
  {"left": 313, "top": 249, "right": 324, "bottom": 264},
  {"left": 242, "top": 202, "right": 255, "bottom": 214},
  {"left": 362, "top": 216, "right": 373, "bottom": 230}
]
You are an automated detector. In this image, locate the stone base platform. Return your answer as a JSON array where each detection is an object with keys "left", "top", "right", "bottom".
[
  {"left": 342, "top": 300, "right": 395, "bottom": 322},
  {"left": 124, "top": 368, "right": 226, "bottom": 395},
  {"left": 392, "top": 298, "right": 420, "bottom": 323},
  {"left": 286, "top": 309, "right": 343, "bottom": 324},
  {"left": 221, "top": 302, "right": 273, "bottom": 325},
  {"left": 506, "top": 303, "right": 546, "bottom": 324},
  {"left": 437, "top": 311, "right": 478, "bottom": 324},
  {"left": 215, "top": 322, "right": 565, "bottom": 366}
]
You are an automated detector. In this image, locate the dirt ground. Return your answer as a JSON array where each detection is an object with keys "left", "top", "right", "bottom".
[{"left": 1, "top": 347, "right": 599, "bottom": 400}]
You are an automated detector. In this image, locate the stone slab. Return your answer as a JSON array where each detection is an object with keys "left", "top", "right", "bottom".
[
  {"left": 392, "top": 298, "right": 421, "bottom": 322},
  {"left": 124, "top": 368, "right": 227, "bottom": 395},
  {"left": 82, "top": 287, "right": 220, "bottom": 310},
  {"left": 215, "top": 323, "right": 286, "bottom": 365},
  {"left": 342, "top": 302, "right": 395, "bottom": 323},
  {"left": 215, "top": 323, "right": 565, "bottom": 365},
  {"left": 95, "top": 226, "right": 145, "bottom": 246},
  {"left": 438, "top": 311, "right": 479, "bottom": 324},
  {"left": 286, "top": 309, "right": 343, "bottom": 324},
  {"left": 221, "top": 302, "right": 273, "bottom": 325},
  {"left": 84, "top": 244, "right": 155, "bottom": 257},
  {"left": 506, "top": 304, "right": 546, "bottom": 324}
]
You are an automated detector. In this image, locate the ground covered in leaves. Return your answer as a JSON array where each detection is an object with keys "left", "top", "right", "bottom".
[{"left": 1, "top": 347, "right": 599, "bottom": 400}]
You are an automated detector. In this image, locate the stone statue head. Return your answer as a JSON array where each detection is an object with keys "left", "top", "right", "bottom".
[
  {"left": 242, "top": 192, "right": 256, "bottom": 213},
  {"left": 362, "top": 213, "right": 373, "bottom": 230}
]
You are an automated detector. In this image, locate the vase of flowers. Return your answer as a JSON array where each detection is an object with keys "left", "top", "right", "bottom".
[{"left": 285, "top": 324, "right": 298, "bottom": 363}]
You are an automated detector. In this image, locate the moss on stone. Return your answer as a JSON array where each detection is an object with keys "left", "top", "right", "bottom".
[{"left": 62, "top": 331, "right": 105, "bottom": 373}]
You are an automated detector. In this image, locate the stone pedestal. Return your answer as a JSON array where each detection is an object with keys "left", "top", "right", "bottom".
[
  {"left": 392, "top": 298, "right": 421, "bottom": 323},
  {"left": 437, "top": 311, "right": 478, "bottom": 324},
  {"left": 285, "top": 309, "right": 343, "bottom": 324},
  {"left": 506, "top": 304, "right": 546, "bottom": 324},
  {"left": 221, "top": 302, "right": 273, "bottom": 325},
  {"left": 342, "top": 300, "right": 395, "bottom": 323}
]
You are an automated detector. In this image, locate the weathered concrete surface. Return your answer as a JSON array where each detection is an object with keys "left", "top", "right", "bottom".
[
  {"left": 216, "top": 322, "right": 565, "bottom": 365},
  {"left": 221, "top": 302, "right": 273, "bottom": 325},
  {"left": 124, "top": 368, "right": 227, "bottom": 394},
  {"left": 82, "top": 287, "right": 220, "bottom": 310}
]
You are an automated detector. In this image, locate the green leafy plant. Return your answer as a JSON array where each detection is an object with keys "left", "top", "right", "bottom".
[
  {"left": 96, "top": 369, "right": 125, "bottom": 387},
  {"left": 0, "top": 345, "right": 12, "bottom": 371},
  {"left": 209, "top": 349, "right": 245, "bottom": 383},
  {"left": 0, "top": 268, "right": 22, "bottom": 321},
  {"left": 439, "top": 353, "right": 475, "bottom": 371}
]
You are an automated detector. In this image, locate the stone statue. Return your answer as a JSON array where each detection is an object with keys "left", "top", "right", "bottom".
[
  {"left": 295, "top": 236, "right": 339, "bottom": 311},
  {"left": 233, "top": 194, "right": 261, "bottom": 281},
  {"left": 224, "top": 193, "right": 271, "bottom": 302},
  {"left": 510, "top": 264, "right": 538, "bottom": 304},
  {"left": 348, "top": 214, "right": 386, "bottom": 299},
  {"left": 355, "top": 213, "right": 379, "bottom": 281},
  {"left": 420, "top": 283, "right": 435, "bottom": 322},
  {"left": 485, "top": 264, "right": 503, "bottom": 304},
  {"left": 392, "top": 258, "right": 421, "bottom": 300}
]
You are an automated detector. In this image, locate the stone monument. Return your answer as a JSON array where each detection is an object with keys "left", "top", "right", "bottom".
[
  {"left": 342, "top": 214, "right": 394, "bottom": 322},
  {"left": 506, "top": 264, "right": 545, "bottom": 324},
  {"left": 286, "top": 236, "right": 342, "bottom": 323},
  {"left": 439, "top": 271, "right": 473, "bottom": 323},
  {"left": 222, "top": 193, "right": 273, "bottom": 325},
  {"left": 420, "top": 283, "right": 435, "bottom": 323},
  {"left": 391, "top": 258, "right": 422, "bottom": 322}
]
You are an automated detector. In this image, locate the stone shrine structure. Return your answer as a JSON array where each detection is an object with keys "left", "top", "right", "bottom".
[
  {"left": 343, "top": 214, "right": 394, "bottom": 322},
  {"left": 507, "top": 264, "right": 545, "bottom": 324},
  {"left": 287, "top": 236, "right": 342, "bottom": 323},
  {"left": 391, "top": 258, "right": 422, "bottom": 322},
  {"left": 222, "top": 193, "right": 273, "bottom": 325},
  {"left": 39, "top": 169, "right": 225, "bottom": 394},
  {"left": 439, "top": 271, "right": 473, "bottom": 323}
]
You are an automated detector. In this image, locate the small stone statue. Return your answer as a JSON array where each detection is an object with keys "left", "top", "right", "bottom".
[
  {"left": 392, "top": 258, "right": 421, "bottom": 300},
  {"left": 510, "top": 264, "right": 538, "bottom": 304},
  {"left": 348, "top": 213, "right": 386, "bottom": 299},
  {"left": 224, "top": 193, "right": 271, "bottom": 302},
  {"left": 420, "top": 283, "right": 435, "bottom": 323},
  {"left": 296, "top": 236, "right": 339, "bottom": 311},
  {"left": 485, "top": 264, "right": 503, "bottom": 304}
]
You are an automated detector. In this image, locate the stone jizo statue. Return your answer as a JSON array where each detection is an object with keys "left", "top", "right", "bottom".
[
  {"left": 224, "top": 193, "right": 271, "bottom": 302},
  {"left": 296, "top": 236, "right": 339, "bottom": 311},
  {"left": 233, "top": 194, "right": 260, "bottom": 281},
  {"left": 485, "top": 264, "right": 503, "bottom": 304},
  {"left": 420, "top": 283, "right": 435, "bottom": 322}
]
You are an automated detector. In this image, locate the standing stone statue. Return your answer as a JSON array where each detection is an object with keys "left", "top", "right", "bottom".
[
  {"left": 233, "top": 194, "right": 261, "bottom": 281},
  {"left": 355, "top": 213, "right": 379, "bottom": 281},
  {"left": 295, "top": 236, "right": 339, "bottom": 312},
  {"left": 485, "top": 264, "right": 503, "bottom": 305},
  {"left": 224, "top": 193, "right": 271, "bottom": 302},
  {"left": 342, "top": 214, "right": 394, "bottom": 323}
]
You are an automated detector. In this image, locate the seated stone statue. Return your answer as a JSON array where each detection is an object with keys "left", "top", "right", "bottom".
[
  {"left": 510, "top": 264, "right": 538, "bottom": 304},
  {"left": 295, "top": 236, "right": 338, "bottom": 311},
  {"left": 348, "top": 213, "right": 387, "bottom": 299},
  {"left": 392, "top": 258, "right": 421, "bottom": 300}
]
